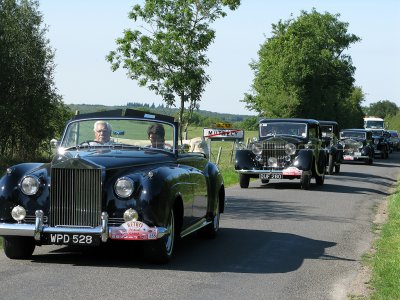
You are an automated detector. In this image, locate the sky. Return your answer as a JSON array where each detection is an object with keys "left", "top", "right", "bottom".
[{"left": 39, "top": 0, "right": 400, "bottom": 116}]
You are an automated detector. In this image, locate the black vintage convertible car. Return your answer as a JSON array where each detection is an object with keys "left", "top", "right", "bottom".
[
  {"left": 235, "top": 119, "right": 326, "bottom": 190},
  {"left": 319, "top": 121, "right": 343, "bottom": 174},
  {"left": 0, "top": 109, "right": 224, "bottom": 263}
]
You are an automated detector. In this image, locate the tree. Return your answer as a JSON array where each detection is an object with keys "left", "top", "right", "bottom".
[
  {"left": 107, "top": 0, "right": 240, "bottom": 141},
  {"left": 366, "top": 100, "right": 398, "bottom": 119},
  {"left": 0, "top": 0, "right": 72, "bottom": 160},
  {"left": 243, "top": 9, "right": 361, "bottom": 125}
]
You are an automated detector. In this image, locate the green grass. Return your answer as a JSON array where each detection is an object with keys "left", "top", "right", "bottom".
[{"left": 367, "top": 183, "right": 400, "bottom": 300}]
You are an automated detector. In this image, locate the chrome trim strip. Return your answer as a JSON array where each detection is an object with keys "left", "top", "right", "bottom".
[
  {"left": 236, "top": 169, "right": 284, "bottom": 175},
  {"left": 180, "top": 218, "right": 211, "bottom": 238}
]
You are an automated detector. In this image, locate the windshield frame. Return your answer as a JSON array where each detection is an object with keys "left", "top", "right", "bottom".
[
  {"left": 59, "top": 116, "right": 178, "bottom": 153},
  {"left": 259, "top": 122, "right": 308, "bottom": 138}
]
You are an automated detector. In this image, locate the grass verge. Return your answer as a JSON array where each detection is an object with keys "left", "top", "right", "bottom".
[{"left": 367, "top": 183, "right": 400, "bottom": 299}]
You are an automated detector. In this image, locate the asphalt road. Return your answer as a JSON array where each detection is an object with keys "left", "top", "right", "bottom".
[{"left": 1, "top": 153, "right": 399, "bottom": 300}]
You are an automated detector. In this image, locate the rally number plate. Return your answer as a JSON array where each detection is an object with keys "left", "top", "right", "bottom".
[
  {"left": 260, "top": 173, "right": 282, "bottom": 180},
  {"left": 48, "top": 233, "right": 100, "bottom": 246}
]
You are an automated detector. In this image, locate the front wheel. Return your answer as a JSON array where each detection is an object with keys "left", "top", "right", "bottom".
[
  {"left": 328, "top": 155, "right": 334, "bottom": 175},
  {"left": 199, "top": 200, "right": 220, "bottom": 239},
  {"left": 145, "top": 209, "right": 175, "bottom": 264},
  {"left": 300, "top": 173, "right": 311, "bottom": 190},
  {"left": 239, "top": 174, "right": 250, "bottom": 188},
  {"left": 4, "top": 236, "right": 35, "bottom": 259},
  {"left": 334, "top": 164, "right": 341, "bottom": 173}
]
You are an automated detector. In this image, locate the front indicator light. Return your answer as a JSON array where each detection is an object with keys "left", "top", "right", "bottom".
[{"left": 11, "top": 205, "right": 26, "bottom": 222}]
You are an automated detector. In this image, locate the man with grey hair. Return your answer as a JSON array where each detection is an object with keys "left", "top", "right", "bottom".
[{"left": 93, "top": 121, "right": 112, "bottom": 144}]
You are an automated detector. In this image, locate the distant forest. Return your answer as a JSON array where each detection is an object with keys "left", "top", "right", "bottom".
[{"left": 67, "top": 102, "right": 258, "bottom": 130}]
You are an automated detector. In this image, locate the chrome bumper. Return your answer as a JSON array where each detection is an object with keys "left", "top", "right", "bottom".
[
  {"left": 0, "top": 210, "right": 169, "bottom": 242},
  {"left": 236, "top": 169, "right": 283, "bottom": 175}
]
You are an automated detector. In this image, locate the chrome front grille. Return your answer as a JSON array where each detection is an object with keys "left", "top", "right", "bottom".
[
  {"left": 262, "top": 141, "right": 287, "bottom": 167},
  {"left": 50, "top": 168, "right": 102, "bottom": 227}
]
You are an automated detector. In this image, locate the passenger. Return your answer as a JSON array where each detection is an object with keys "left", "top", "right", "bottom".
[{"left": 147, "top": 123, "right": 166, "bottom": 149}]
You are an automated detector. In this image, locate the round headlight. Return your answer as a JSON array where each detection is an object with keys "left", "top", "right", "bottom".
[
  {"left": 11, "top": 205, "right": 26, "bottom": 221},
  {"left": 114, "top": 177, "right": 134, "bottom": 198},
  {"left": 251, "top": 142, "right": 263, "bottom": 155},
  {"left": 285, "top": 143, "right": 296, "bottom": 155},
  {"left": 123, "top": 208, "right": 139, "bottom": 222},
  {"left": 20, "top": 175, "right": 40, "bottom": 195},
  {"left": 374, "top": 139, "right": 379, "bottom": 145}
]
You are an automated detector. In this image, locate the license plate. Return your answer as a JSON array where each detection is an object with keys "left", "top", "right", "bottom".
[
  {"left": 260, "top": 173, "right": 282, "bottom": 180},
  {"left": 48, "top": 233, "right": 100, "bottom": 246}
]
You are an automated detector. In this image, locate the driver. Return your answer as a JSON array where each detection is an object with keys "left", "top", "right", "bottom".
[
  {"left": 147, "top": 123, "right": 166, "bottom": 149},
  {"left": 94, "top": 121, "right": 112, "bottom": 144}
]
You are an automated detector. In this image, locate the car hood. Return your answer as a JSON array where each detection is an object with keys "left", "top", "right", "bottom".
[{"left": 51, "top": 148, "right": 175, "bottom": 169}]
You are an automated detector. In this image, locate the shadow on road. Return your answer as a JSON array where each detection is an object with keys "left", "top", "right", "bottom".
[{"left": 30, "top": 229, "right": 350, "bottom": 274}]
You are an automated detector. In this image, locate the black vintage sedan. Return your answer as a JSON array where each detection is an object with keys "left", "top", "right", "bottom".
[
  {"left": 0, "top": 109, "right": 224, "bottom": 263},
  {"left": 339, "top": 129, "right": 374, "bottom": 164},
  {"left": 319, "top": 121, "right": 343, "bottom": 174},
  {"left": 235, "top": 119, "right": 326, "bottom": 190}
]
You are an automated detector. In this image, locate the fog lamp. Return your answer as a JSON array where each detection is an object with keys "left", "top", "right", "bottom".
[
  {"left": 20, "top": 175, "right": 40, "bottom": 195},
  {"left": 268, "top": 157, "right": 278, "bottom": 167},
  {"left": 123, "top": 208, "right": 139, "bottom": 222},
  {"left": 11, "top": 205, "right": 26, "bottom": 222}
]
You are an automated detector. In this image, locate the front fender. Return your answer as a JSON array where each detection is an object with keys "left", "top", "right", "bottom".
[
  {"left": 293, "top": 150, "right": 313, "bottom": 171},
  {"left": 235, "top": 149, "right": 256, "bottom": 170},
  {"left": 205, "top": 162, "right": 224, "bottom": 214},
  {"left": 0, "top": 163, "right": 48, "bottom": 221}
]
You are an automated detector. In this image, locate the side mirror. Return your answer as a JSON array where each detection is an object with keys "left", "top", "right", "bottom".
[{"left": 50, "top": 139, "right": 59, "bottom": 149}]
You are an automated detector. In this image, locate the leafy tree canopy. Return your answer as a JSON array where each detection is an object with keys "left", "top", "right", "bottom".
[
  {"left": 107, "top": 0, "right": 240, "bottom": 140},
  {"left": 365, "top": 100, "right": 398, "bottom": 119},
  {"left": 243, "top": 9, "right": 362, "bottom": 127},
  {"left": 0, "top": 0, "right": 72, "bottom": 160}
]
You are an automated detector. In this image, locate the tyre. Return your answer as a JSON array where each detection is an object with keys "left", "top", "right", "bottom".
[
  {"left": 199, "top": 199, "right": 220, "bottom": 239},
  {"left": 239, "top": 174, "right": 250, "bottom": 188},
  {"left": 300, "top": 173, "right": 311, "bottom": 190},
  {"left": 145, "top": 209, "right": 175, "bottom": 264},
  {"left": 4, "top": 236, "right": 35, "bottom": 259},
  {"left": 334, "top": 164, "right": 340, "bottom": 173},
  {"left": 368, "top": 157, "right": 373, "bottom": 165},
  {"left": 315, "top": 172, "right": 325, "bottom": 186},
  {"left": 328, "top": 155, "right": 334, "bottom": 175}
]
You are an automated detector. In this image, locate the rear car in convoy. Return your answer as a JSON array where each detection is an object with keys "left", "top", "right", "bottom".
[
  {"left": 319, "top": 121, "right": 342, "bottom": 174},
  {"left": 0, "top": 109, "right": 225, "bottom": 263},
  {"left": 388, "top": 130, "right": 400, "bottom": 151},
  {"left": 339, "top": 129, "right": 374, "bottom": 164},
  {"left": 235, "top": 119, "right": 326, "bottom": 190},
  {"left": 370, "top": 129, "right": 390, "bottom": 159}
]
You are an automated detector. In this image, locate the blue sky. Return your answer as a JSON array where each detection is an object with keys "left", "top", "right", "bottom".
[{"left": 39, "top": 0, "right": 400, "bottom": 115}]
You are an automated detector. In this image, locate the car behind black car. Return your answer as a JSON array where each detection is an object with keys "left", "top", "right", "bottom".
[
  {"left": 235, "top": 118, "right": 326, "bottom": 190},
  {"left": 339, "top": 129, "right": 374, "bottom": 164},
  {"left": 0, "top": 109, "right": 224, "bottom": 263},
  {"left": 319, "top": 120, "right": 343, "bottom": 174}
]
